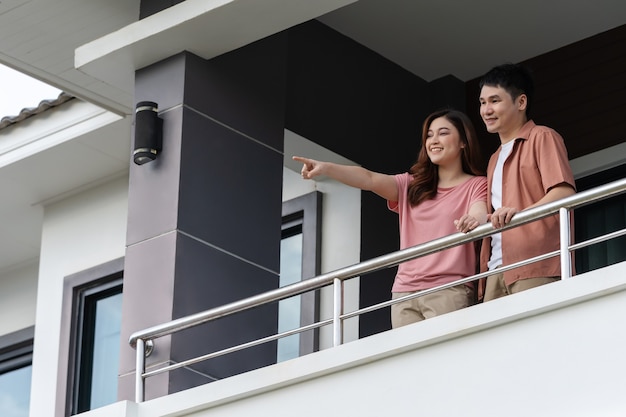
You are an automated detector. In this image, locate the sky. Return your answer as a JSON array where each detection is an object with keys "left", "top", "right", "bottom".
[{"left": 0, "top": 64, "right": 62, "bottom": 119}]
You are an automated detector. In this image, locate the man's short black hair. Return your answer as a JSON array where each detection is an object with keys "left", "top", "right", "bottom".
[{"left": 479, "top": 63, "right": 535, "bottom": 116}]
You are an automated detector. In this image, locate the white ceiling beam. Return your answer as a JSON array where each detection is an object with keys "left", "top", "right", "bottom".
[{"left": 75, "top": 0, "right": 357, "bottom": 94}]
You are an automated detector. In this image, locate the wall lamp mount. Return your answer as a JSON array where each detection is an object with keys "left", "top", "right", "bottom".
[{"left": 133, "top": 101, "right": 163, "bottom": 165}]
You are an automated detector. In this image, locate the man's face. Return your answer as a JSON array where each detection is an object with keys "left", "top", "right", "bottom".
[{"left": 479, "top": 85, "right": 525, "bottom": 140}]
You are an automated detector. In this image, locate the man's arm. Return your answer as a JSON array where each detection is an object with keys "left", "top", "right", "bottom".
[
  {"left": 528, "top": 183, "right": 575, "bottom": 209},
  {"left": 490, "top": 183, "right": 575, "bottom": 228}
]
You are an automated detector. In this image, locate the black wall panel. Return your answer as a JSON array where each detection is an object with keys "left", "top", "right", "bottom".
[
  {"left": 467, "top": 24, "right": 626, "bottom": 164},
  {"left": 285, "top": 20, "right": 458, "bottom": 336}
]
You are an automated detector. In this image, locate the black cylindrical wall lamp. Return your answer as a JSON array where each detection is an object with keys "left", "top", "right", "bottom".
[{"left": 133, "top": 101, "right": 163, "bottom": 165}]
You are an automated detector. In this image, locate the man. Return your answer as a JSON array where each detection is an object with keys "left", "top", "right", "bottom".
[{"left": 478, "top": 63, "right": 576, "bottom": 301}]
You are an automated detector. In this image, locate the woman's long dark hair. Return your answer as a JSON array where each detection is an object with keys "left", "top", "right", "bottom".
[{"left": 407, "top": 109, "right": 484, "bottom": 206}]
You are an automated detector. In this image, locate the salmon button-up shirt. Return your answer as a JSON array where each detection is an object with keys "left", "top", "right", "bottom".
[{"left": 479, "top": 120, "right": 576, "bottom": 285}]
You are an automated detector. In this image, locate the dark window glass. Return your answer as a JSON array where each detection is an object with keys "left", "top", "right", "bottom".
[
  {"left": 575, "top": 164, "right": 626, "bottom": 273},
  {"left": 72, "top": 279, "right": 122, "bottom": 414}
]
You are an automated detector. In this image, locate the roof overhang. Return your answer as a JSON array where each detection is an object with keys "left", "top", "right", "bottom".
[{"left": 75, "top": 0, "right": 357, "bottom": 109}]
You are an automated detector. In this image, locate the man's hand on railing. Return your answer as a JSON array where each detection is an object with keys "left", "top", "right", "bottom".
[{"left": 489, "top": 206, "right": 519, "bottom": 228}]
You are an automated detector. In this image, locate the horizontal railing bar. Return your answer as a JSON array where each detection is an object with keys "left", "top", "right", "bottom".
[
  {"left": 129, "top": 177, "right": 626, "bottom": 347},
  {"left": 153, "top": 228, "right": 622, "bottom": 368},
  {"left": 142, "top": 318, "right": 334, "bottom": 378},
  {"left": 141, "top": 253, "right": 565, "bottom": 381},
  {"left": 351, "top": 226, "right": 626, "bottom": 322},
  {"left": 146, "top": 238, "right": 569, "bottom": 378},
  {"left": 343, "top": 249, "right": 561, "bottom": 320},
  {"left": 569, "top": 227, "right": 626, "bottom": 251}
]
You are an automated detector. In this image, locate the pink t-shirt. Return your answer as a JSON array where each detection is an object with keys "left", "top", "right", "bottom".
[{"left": 388, "top": 174, "right": 487, "bottom": 292}]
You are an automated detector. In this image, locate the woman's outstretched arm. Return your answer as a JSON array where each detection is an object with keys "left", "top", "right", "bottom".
[{"left": 293, "top": 156, "right": 398, "bottom": 202}]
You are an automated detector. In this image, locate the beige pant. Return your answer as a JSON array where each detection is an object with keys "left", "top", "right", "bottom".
[
  {"left": 391, "top": 284, "right": 474, "bottom": 328},
  {"left": 483, "top": 270, "right": 559, "bottom": 302}
]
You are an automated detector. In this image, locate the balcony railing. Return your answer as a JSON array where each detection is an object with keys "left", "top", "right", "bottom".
[{"left": 129, "top": 177, "right": 626, "bottom": 402}]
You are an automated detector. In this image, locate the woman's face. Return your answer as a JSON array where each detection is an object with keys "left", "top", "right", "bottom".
[{"left": 425, "top": 116, "right": 464, "bottom": 167}]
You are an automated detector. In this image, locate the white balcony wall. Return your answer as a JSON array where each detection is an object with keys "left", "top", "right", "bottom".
[
  {"left": 30, "top": 177, "right": 128, "bottom": 417},
  {"left": 81, "top": 261, "right": 626, "bottom": 417},
  {"left": 0, "top": 261, "right": 38, "bottom": 336},
  {"left": 283, "top": 130, "right": 362, "bottom": 346}
]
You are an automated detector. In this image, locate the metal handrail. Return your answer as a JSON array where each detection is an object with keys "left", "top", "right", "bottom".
[{"left": 130, "top": 177, "right": 626, "bottom": 402}]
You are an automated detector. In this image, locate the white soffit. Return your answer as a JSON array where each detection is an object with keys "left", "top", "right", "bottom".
[
  {"left": 0, "top": 100, "right": 123, "bottom": 168},
  {"left": 75, "top": 0, "right": 357, "bottom": 93},
  {"left": 570, "top": 141, "right": 626, "bottom": 179}
]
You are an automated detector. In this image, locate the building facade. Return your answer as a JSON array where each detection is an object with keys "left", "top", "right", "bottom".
[{"left": 1, "top": 1, "right": 626, "bottom": 416}]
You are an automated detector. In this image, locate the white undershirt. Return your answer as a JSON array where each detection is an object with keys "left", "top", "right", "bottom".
[{"left": 488, "top": 140, "right": 515, "bottom": 270}]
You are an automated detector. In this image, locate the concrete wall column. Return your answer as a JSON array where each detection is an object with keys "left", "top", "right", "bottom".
[{"left": 119, "top": 35, "right": 287, "bottom": 401}]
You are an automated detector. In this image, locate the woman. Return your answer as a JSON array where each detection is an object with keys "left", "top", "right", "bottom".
[{"left": 293, "top": 109, "right": 487, "bottom": 328}]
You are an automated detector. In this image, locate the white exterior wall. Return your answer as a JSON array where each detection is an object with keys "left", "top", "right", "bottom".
[
  {"left": 0, "top": 262, "right": 38, "bottom": 336},
  {"left": 8, "top": 126, "right": 624, "bottom": 417},
  {"left": 22, "top": 129, "right": 361, "bottom": 417},
  {"left": 29, "top": 176, "right": 128, "bottom": 417},
  {"left": 81, "top": 261, "right": 626, "bottom": 417},
  {"left": 283, "top": 130, "right": 362, "bottom": 346}
]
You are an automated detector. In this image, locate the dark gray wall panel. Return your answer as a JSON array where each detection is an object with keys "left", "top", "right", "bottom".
[
  {"left": 428, "top": 75, "right": 467, "bottom": 114},
  {"left": 286, "top": 20, "right": 429, "bottom": 174},
  {"left": 183, "top": 34, "right": 288, "bottom": 152},
  {"left": 177, "top": 107, "right": 283, "bottom": 272},
  {"left": 123, "top": 34, "right": 286, "bottom": 400},
  {"left": 126, "top": 106, "right": 183, "bottom": 247},
  {"left": 466, "top": 24, "right": 626, "bottom": 163},
  {"left": 284, "top": 20, "right": 433, "bottom": 337},
  {"left": 139, "top": 0, "right": 185, "bottom": 19},
  {"left": 118, "top": 232, "right": 177, "bottom": 401},
  {"left": 169, "top": 232, "right": 279, "bottom": 392},
  {"left": 120, "top": 233, "right": 177, "bottom": 373},
  {"left": 134, "top": 53, "right": 187, "bottom": 112}
]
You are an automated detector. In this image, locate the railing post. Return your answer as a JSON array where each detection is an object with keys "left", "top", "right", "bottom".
[
  {"left": 125, "top": 179, "right": 626, "bottom": 396},
  {"left": 135, "top": 338, "right": 145, "bottom": 403},
  {"left": 559, "top": 207, "right": 571, "bottom": 280},
  {"left": 332, "top": 278, "right": 343, "bottom": 347}
]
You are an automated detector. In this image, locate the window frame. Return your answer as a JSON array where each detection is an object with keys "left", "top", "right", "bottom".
[
  {"left": 0, "top": 326, "right": 34, "bottom": 417},
  {"left": 71, "top": 278, "right": 123, "bottom": 414},
  {"left": 59, "top": 258, "right": 124, "bottom": 417},
  {"left": 281, "top": 191, "right": 323, "bottom": 356},
  {"left": 0, "top": 326, "right": 34, "bottom": 372}
]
